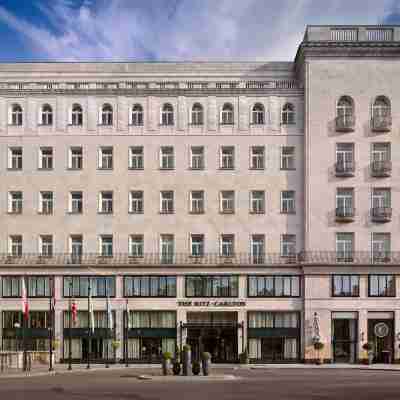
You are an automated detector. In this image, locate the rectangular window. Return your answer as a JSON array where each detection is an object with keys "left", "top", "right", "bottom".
[
  {"left": 129, "top": 311, "right": 176, "bottom": 328},
  {"left": 336, "top": 188, "right": 354, "bottom": 217},
  {"left": 220, "top": 191, "right": 235, "bottom": 213},
  {"left": 336, "top": 143, "right": 354, "bottom": 172},
  {"left": 9, "top": 235, "right": 22, "bottom": 257},
  {"left": 99, "top": 191, "right": 113, "bottom": 213},
  {"left": 69, "top": 191, "right": 83, "bottom": 214},
  {"left": 39, "top": 235, "right": 53, "bottom": 256},
  {"left": 160, "top": 146, "right": 174, "bottom": 169},
  {"left": 281, "top": 191, "right": 296, "bottom": 213},
  {"left": 1, "top": 277, "right": 21, "bottom": 297},
  {"left": 220, "top": 146, "right": 235, "bottom": 169},
  {"left": 190, "top": 234, "right": 204, "bottom": 257},
  {"left": 190, "top": 146, "right": 204, "bottom": 170},
  {"left": 250, "top": 191, "right": 265, "bottom": 214},
  {"left": 369, "top": 275, "right": 395, "bottom": 297},
  {"left": 160, "top": 234, "right": 174, "bottom": 264},
  {"left": 372, "top": 143, "right": 390, "bottom": 162},
  {"left": 248, "top": 312, "right": 299, "bottom": 328},
  {"left": 8, "top": 147, "right": 22, "bottom": 170},
  {"left": 281, "top": 147, "right": 296, "bottom": 170},
  {"left": 8, "top": 191, "right": 22, "bottom": 214},
  {"left": 372, "top": 188, "right": 391, "bottom": 209},
  {"left": 70, "top": 235, "right": 83, "bottom": 256},
  {"left": 69, "top": 147, "right": 83, "bottom": 170},
  {"left": 248, "top": 276, "right": 300, "bottom": 297},
  {"left": 221, "top": 234, "right": 234, "bottom": 257},
  {"left": 160, "top": 191, "right": 174, "bottom": 213},
  {"left": 124, "top": 276, "right": 176, "bottom": 297},
  {"left": 2, "top": 277, "right": 51, "bottom": 298},
  {"left": 98, "top": 147, "right": 113, "bottom": 169},
  {"left": 39, "top": 191, "right": 53, "bottom": 215},
  {"left": 250, "top": 146, "right": 265, "bottom": 169},
  {"left": 63, "top": 276, "right": 115, "bottom": 297},
  {"left": 281, "top": 234, "right": 296, "bottom": 257},
  {"left": 129, "top": 235, "right": 144, "bottom": 257},
  {"left": 251, "top": 235, "right": 265, "bottom": 264},
  {"left": 186, "top": 275, "right": 239, "bottom": 297},
  {"left": 372, "top": 232, "right": 391, "bottom": 262},
  {"left": 332, "top": 275, "right": 359, "bottom": 297},
  {"left": 129, "top": 191, "right": 144, "bottom": 213},
  {"left": 39, "top": 147, "right": 53, "bottom": 169},
  {"left": 336, "top": 232, "right": 354, "bottom": 262},
  {"left": 129, "top": 147, "right": 144, "bottom": 169},
  {"left": 100, "top": 235, "right": 113, "bottom": 256},
  {"left": 190, "top": 190, "right": 204, "bottom": 214}
]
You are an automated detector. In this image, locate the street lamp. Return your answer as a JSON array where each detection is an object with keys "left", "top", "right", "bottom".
[
  {"left": 49, "top": 276, "right": 54, "bottom": 372},
  {"left": 87, "top": 280, "right": 91, "bottom": 370},
  {"left": 68, "top": 279, "right": 72, "bottom": 371}
]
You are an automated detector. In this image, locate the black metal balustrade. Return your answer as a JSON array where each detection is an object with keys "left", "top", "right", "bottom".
[
  {"left": 335, "top": 115, "right": 355, "bottom": 132},
  {"left": 371, "top": 160, "right": 392, "bottom": 177},
  {"left": 371, "top": 115, "right": 392, "bottom": 132},
  {"left": 371, "top": 207, "right": 392, "bottom": 222},
  {"left": 335, "top": 207, "right": 355, "bottom": 222},
  {"left": 335, "top": 161, "right": 355, "bottom": 177}
]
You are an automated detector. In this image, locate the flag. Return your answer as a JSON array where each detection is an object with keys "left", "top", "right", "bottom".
[
  {"left": 106, "top": 295, "right": 113, "bottom": 329},
  {"left": 71, "top": 300, "right": 77, "bottom": 326},
  {"left": 21, "top": 277, "right": 29, "bottom": 319},
  {"left": 89, "top": 290, "right": 94, "bottom": 333}
]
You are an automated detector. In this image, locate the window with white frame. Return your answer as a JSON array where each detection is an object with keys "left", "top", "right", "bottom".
[
  {"left": 190, "top": 190, "right": 204, "bottom": 214},
  {"left": 100, "top": 235, "right": 113, "bottom": 256},
  {"left": 160, "top": 191, "right": 174, "bottom": 213},
  {"left": 336, "top": 232, "right": 354, "bottom": 262},
  {"left": 40, "top": 235, "right": 53, "bottom": 257},
  {"left": 281, "top": 103, "right": 295, "bottom": 125},
  {"left": 160, "top": 234, "right": 174, "bottom": 263},
  {"left": 372, "top": 96, "right": 391, "bottom": 120},
  {"left": 129, "top": 147, "right": 144, "bottom": 169},
  {"left": 39, "top": 147, "right": 53, "bottom": 169},
  {"left": 8, "top": 191, "right": 22, "bottom": 214},
  {"left": 251, "top": 234, "right": 265, "bottom": 264},
  {"left": 336, "top": 96, "right": 354, "bottom": 125},
  {"left": 101, "top": 104, "right": 113, "bottom": 125},
  {"left": 190, "top": 234, "right": 204, "bottom": 256},
  {"left": 160, "top": 146, "right": 174, "bottom": 169},
  {"left": 191, "top": 103, "right": 204, "bottom": 125},
  {"left": 71, "top": 103, "right": 83, "bottom": 126},
  {"left": 8, "top": 147, "right": 22, "bottom": 170},
  {"left": 69, "top": 147, "right": 83, "bottom": 170},
  {"left": 98, "top": 147, "right": 113, "bottom": 169},
  {"left": 41, "top": 104, "right": 53, "bottom": 126},
  {"left": 129, "top": 191, "right": 144, "bottom": 213},
  {"left": 69, "top": 191, "right": 83, "bottom": 214},
  {"left": 70, "top": 235, "right": 83, "bottom": 256},
  {"left": 281, "top": 147, "right": 295, "bottom": 170},
  {"left": 221, "top": 103, "right": 234, "bottom": 125},
  {"left": 250, "top": 191, "right": 265, "bottom": 214},
  {"left": 221, "top": 234, "right": 234, "bottom": 257},
  {"left": 220, "top": 146, "right": 234, "bottom": 169},
  {"left": 131, "top": 104, "right": 143, "bottom": 126},
  {"left": 9, "top": 235, "right": 22, "bottom": 257},
  {"left": 161, "top": 103, "right": 174, "bottom": 125},
  {"left": 220, "top": 191, "right": 235, "bottom": 213},
  {"left": 39, "top": 191, "right": 53, "bottom": 215},
  {"left": 372, "top": 232, "right": 391, "bottom": 261},
  {"left": 335, "top": 143, "right": 354, "bottom": 171},
  {"left": 336, "top": 188, "right": 354, "bottom": 217},
  {"left": 10, "top": 104, "right": 23, "bottom": 126},
  {"left": 372, "top": 188, "right": 391, "bottom": 210},
  {"left": 281, "top": 191, "right": 296, "bottom": 213},
  {"left": 99, "top": 191, "right": 113, "bottom": 213},
  {"left": 190, "top": 146, "right": 204, "bottom": 169},
  {"left": 281, "top": 234, "right": 296, "bottom": 257},
  {"left": 251, "top": 103, "right": 265, "bottom": 125},
  {"left": 372, "top": 143, "right": 390, "bottom": 163},
  {"left": 250, "top": 146, "right": 265, "bottom": 169},
  {"left": 129, "top": 235, "right": 144, "bottom": 257}
]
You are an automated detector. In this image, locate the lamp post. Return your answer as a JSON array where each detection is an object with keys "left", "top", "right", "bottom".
[
  {"left": 105, "top": 280, "right": 109, "bottom": 369},
  {"left": 87, "top": 280, "right": 91, "bottom": 370},
  {"left": 68, "top": 279, "right": 72, "bottom": 371},
  {"left": 48, "top": 276, "right": 54, "bottom": 372},
  {"left": 14, "top": 322, "right": 21, "bottom": 368},
  {"left": 125, "top": 299, "right": 129, "bottom": 368}
]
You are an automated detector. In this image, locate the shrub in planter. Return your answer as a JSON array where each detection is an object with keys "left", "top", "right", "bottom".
[
  {"left": 162, "top": 352, "right": 172, "bottom": 376},
  {"left": 172, "top": 361, "right": 181, "bottom": 375},
  {"left": 239, "top": 348, "right": 249, "bottom": 364},
  {"left": 201, "top": 352, "right": 211, "bottom": 376},
  {"left": 362, "top": 343, "right": 374, "bottom": 365},
  {"left": 192, "top": 360, "right": 201, "bottom": 375},
  {"left": 313, "top": 342, "right": 324, "bottom": 365}
]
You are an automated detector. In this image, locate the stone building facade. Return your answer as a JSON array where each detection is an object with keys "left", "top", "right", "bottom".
[{"left": 0, "top": 25, "right": 400, "bottom": 364}]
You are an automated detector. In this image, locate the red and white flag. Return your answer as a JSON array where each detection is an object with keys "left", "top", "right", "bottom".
[
  {"left": 71, "top": 300, "right": 78, "bottom": 326},
  {"left": 21, "top": 277, "right": 29, "bottom": 319}
]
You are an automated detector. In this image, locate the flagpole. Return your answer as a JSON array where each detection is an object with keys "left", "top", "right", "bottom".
[
  {"left": 22, "top": 276, "right": 28, "bottom": 372},
  {"left": 68, "top": 279, "right": 72, "bottom": 371},
  {"left": 105, "top": 280, "right": 109, "bottom": 368},
  {"left": 87, "top": 280, "right": 91, "bottom": 370},
  {"left": 125, "top": 299, "right": 129, "bottom": 368},
  {"left": 49, "top": 276, "right": 54, "bottom": 372}
]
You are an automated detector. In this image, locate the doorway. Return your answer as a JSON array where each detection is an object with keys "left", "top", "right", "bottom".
[
  {"left": 332, "top": 318, "right": 357, "bottom": 363},
  {"left": 368, "top": 319, "right": 394, "bottom": 363},
  {"left": 82, "top": 338, "right": 104, "bottom": 361}
]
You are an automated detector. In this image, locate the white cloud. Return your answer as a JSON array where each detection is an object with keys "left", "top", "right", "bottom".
[{"left": 0, "top": 0, "right": 396, "bottom": 61}]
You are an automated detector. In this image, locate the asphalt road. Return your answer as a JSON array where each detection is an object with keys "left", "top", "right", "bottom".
[{"left": 1, "top": 368, "right": 400, "bottom": 400}]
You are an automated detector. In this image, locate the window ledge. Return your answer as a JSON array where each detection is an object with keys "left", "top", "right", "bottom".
[
  {"left": 189, "top": 211, "right": 205, "bottom": 215},
  {"left": 97, "top": 212, "right": 113, "bottom": 215},
  {"left": 37, "top": 168, "right": 54, "bottom": 171},
  {"left": 218, "top": 168, "right": 235, "bottom": 171},
  {"left": 7, "top": 211, "right": 22, "bottom": 215},
  {"left": 37, "top": 212, "right": 53, "bottom": 215},
  {"left": 249, "top": 168, "right": 265, "bottom": 171},
  {"left": 67, "top": 124, "right": 83, "bottom": 127},
  {"left": 128, "top": 124, "right": 144, "bottom": 127},
  {"left": 97, "top": 124, "right": 114, "bottom": 127},
  {"left": 159, "top": 168, "right": 175, "bottom": 171},
  {"left": 220, "top": 210, "right": 235, "bottom": 214},
  {"left": 188, "top": 167, "right": 205, "bottom": 171},
  {"left": 159, "top": 211, "right": 175, "bottom": 214},
  {"left": 159, "top": 124, "right": 175, "bottom": 127},
  {"left": 128, "top": 167, "right": 144, "bottom": 171},
  {"left": 67, "top": 168, "right": 83, "bottom": 171},
  {"left": 249, "top": 211, "right": 265, "bottom": 215},
  {"left": 66, "top": 212, "right": 83, "bottom": 215},
  {"left": 280, "top": 168, "right": 296, "bottom": 171},
  {"left": 97, "top": 168, "right": 113, "bottom": 171},
  {"left": 128, "top": 211, "right": 144, "bottom": 215},
  {"left": 219, "top": 123, "right": 234, "bottom": 126},
  {"left": 280, "top": 211, "right": 296, "bottom": 214}
]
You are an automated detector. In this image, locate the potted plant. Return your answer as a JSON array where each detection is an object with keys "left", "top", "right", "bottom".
[
  {"left": 192, "top": 360, "right": 201, "bottom": 375},
  {"left": 201, "top": 352, "right": 211, "bottom": 376},
  {"left": 161, "top": 352, "right": 172, "bottom": 376},
  {"left": 239, "top": 348, "right": 249, "bottom": 364},
  {"left": 172, "top": 360, "right": 181, "bottom": 375},
  {"left": 313, "top": 341, "right": 324, "bottom": 365},
  {"left": 52, "top": 339, "right": 60, "bottom": 351},
  {"left": 111, "top": 340, "right": 121, "bottom": 363},
  {"left": 182, "top": 345, "right": 191, "bottom": 376},
  {"left": 362, "top": 342, "right": 374, "bottom": 365}
]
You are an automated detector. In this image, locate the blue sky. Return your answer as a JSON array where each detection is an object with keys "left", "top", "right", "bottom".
[{"left": 0, "top": 0, "right": 399, "bottom": 61}]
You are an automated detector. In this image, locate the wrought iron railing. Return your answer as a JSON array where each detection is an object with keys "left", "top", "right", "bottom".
[
  {"left": 335, "top": 161, "right": 355, "bottom": 176},
  {"left": 335, "top": 115, "right": 355, "bottom": 132},
  {"left": 371, "top": 160, "right": 392, "bottom": 177},
  {"left": 371, "top": 115, "right": 392, "bottom": 131}
]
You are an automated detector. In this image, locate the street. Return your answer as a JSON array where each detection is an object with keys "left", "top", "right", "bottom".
[{"left": 1, "top": 368, "right": 400, "bottom": 400}]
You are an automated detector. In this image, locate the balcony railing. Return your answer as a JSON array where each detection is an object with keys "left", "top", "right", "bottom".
[
  {"left": 371, "top": 207, "right": 392, "bottom": 222},
  {"left": 335, "top": 207, "right": 355, "bottom": 222},
  {"left": 300, "top": 251, "right": 400, "bottom": 265},
  {"left": 371, "top": 115, "right": 392, "bottom": 132},
  {"left": 335, "top": 115, "right": 355, "bottom": 132},
  {"left": 371, "top": 160, "right": 392, "bottom": 177},
  {"left": 335, "top": 161, "right": 355, "bottom": 177}
]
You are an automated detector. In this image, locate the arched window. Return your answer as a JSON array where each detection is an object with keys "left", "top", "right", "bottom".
[
  {"left": 71, "top": 104, "right": 83, "bottom": 126},
  {"left": 11, "top": 104, "right": 23, "bottom": 126},
  {"left": 281, "top": 103, "right": 295, "bottom": 125},
  {"left": 191, "top": 103, "right": 203, "bottom": 125},
  {"left": 252, "top": 103, "right": 264, "bottom": 125},
  {"left": 131, "top": 104, "right": 143, "bottom": 126},
  {"left": 373, "top": 96, "right": 391, "bottom": 118},
  {"left": 41, "top": 104, "right": 53, "bottom": 126},
  {"left": 161, "top": 103, "right": 174, "bottom": 126},
  {"left": 101, "top": 104, "right": 113, "bottom": 126},
  {"left": 221, "top": 103, "right": 234, "bottom": 125},
  {"left": 336, "top": 96, "right": 354, "bottom": 129}
]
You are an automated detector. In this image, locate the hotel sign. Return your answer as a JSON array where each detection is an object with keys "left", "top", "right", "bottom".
[{"left": 177, "top": 300, "right": 246, "bottom": 307}]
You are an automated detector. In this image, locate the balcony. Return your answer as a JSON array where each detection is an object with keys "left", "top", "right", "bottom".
[
  {"left": 335, "top": 207, "right": 355, "bottom": 222},
  {"left": 335, "top": 161, "right": 355, "bottom": 177},
  {"left": 336, "top": 252, "right": 354, "bottom": 263},
  {"left": 372, "top": 252, "right": 391, "bottom": 264},
  {"left": 371, "top": 160, "right": 392, "bottom": 177},
  {"left": 371, "top": 115, "right": 392, "bottom": 132},
  {"left": 371, "top": 207, "right": 392, "bottom": 222},
  {"left": 335, "top": 115, "right": 355, "bottom": 132}
]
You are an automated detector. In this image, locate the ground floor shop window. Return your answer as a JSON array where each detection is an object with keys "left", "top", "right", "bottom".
[
  {"left": 3, "top": 338, "right": 49, "bottom": 351},
  {"left": 127, "top": 338, "right": 176, "bottom": 361},
  {"left": 248, "top": 337, "right": 298, "bottom": 361}
]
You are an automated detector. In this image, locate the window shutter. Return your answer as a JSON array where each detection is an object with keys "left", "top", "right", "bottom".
[{"left": 7, "top": 105, "right": 12, "bottom": 125}]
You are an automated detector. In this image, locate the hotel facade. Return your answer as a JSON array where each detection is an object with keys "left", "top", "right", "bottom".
[{"left": 1, "top": 25, "right": 400, "bottom": 364}]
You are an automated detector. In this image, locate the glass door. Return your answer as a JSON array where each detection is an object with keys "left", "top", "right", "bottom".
[{"left": 332, "top": 319, "right": 357, "bottom": 363}]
